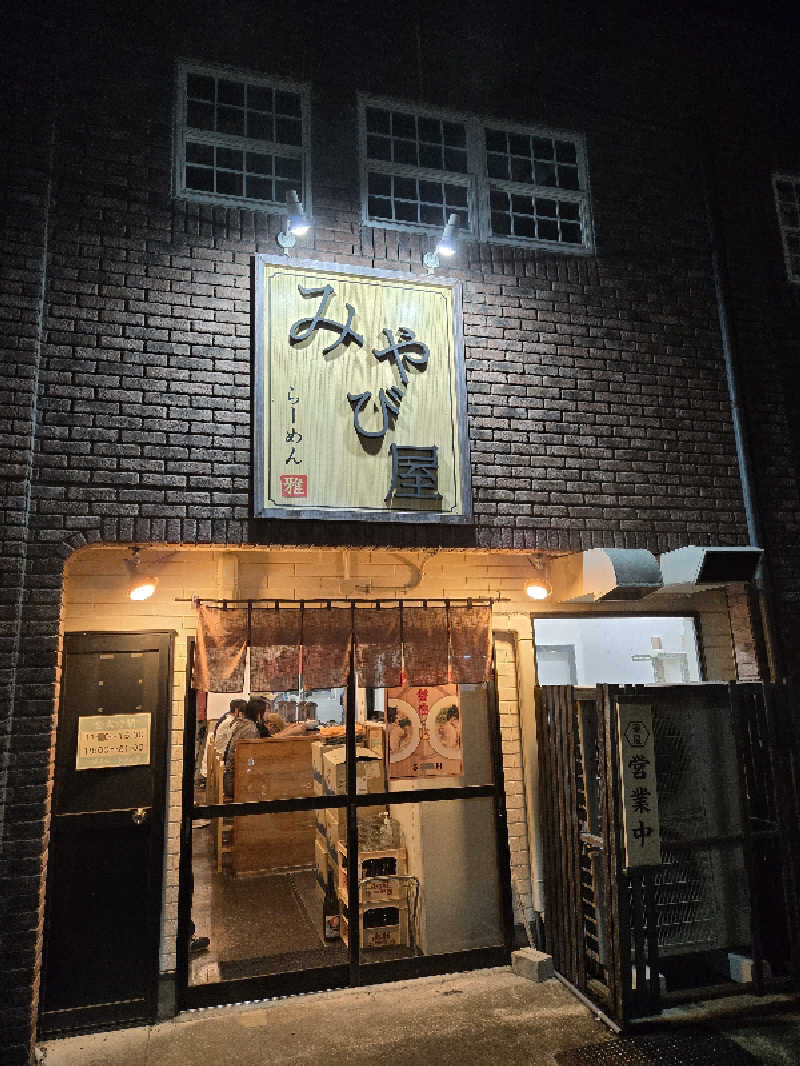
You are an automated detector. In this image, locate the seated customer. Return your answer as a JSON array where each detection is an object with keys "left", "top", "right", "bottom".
[
  {"left": 223, "top": 699, "right": 261, "bottom": 796},
  {"left": 214, "top": 698, "right": 247, "bottom": 759},
  {"left": 262, "top": 709, "right": 317, "bottom": 738}
]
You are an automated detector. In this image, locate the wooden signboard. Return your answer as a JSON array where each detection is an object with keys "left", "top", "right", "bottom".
[
  {"left": 386, "top": 683, "right": 463, "bottom": 779},
  {"left": 254, "top": 256, "right": 471, "bottom": 523},
  {"left": 75, "top": 713, "right": 151, "bottom": 770},
  {"left": 616, "top": 702, "right": 661, "bottom": 867}
]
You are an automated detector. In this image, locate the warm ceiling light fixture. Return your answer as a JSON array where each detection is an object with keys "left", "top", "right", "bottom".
[
  {"left": 126, "top": 548, "right": 158, "bottom": 601},
  {"left": 277, "top": 189, "right": 310, "bottom": 253},
  {"left": 525, "top": 555, "right": 551, "bottom": 600},
  {"left": 130, "top": 576, "right": 158, "bottom": 601},
  {"left": 424, "top": 213, "right": 461, "bottom": 274}
]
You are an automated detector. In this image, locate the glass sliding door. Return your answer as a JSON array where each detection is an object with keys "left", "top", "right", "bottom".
[{"left": 179, "top": 604, "right": 513, "bottom": 1010}]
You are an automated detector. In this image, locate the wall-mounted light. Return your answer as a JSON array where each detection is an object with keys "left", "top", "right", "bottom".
[
  {"left": 277, "top": 189, "right": 310, "bottom": 254},
  {"left": 130, "top": 576, "right": 159, "bottom": 601},
  {"left": 423, "top": 213, "right": 460, "bottom": 275},
  {"left": 125, "top": 548, "right": 158, "bottom": 601},
  {"left": 525, "top": 555, "right": 551, "bottom": 601}
]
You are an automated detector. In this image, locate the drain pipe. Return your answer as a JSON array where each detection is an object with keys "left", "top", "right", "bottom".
[{"left": 700, "top": 134, "right": 781, "bottom": 680}]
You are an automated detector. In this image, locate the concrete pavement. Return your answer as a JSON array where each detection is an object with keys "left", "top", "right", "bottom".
[
  {"left": 39, "top": 968, "right": 614, "bottom": 1066},
  {"left": 38, "top": 967, "right": 800, "bottom": 1066}
]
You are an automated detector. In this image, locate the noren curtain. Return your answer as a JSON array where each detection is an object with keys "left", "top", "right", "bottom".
[{"left": 193, "top": 602, "right": 492, "bottom": 691}]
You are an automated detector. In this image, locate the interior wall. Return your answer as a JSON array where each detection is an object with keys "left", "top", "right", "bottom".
[{"left": 60, "top": 544, "right": 738, "bottom": 974}]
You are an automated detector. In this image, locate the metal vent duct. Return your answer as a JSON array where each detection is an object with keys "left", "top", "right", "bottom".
[
  {"left": 659, "top": 546, "right": 763, "bottom": 591},
  {"left": 549, "top": 548, "right": 663, "bottom": 603}
]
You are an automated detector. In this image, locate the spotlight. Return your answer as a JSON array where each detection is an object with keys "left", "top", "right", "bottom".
[
  {"left": 277, "top": 189, "right": 310, "bottom": 253},
  {"left": 526, "top": 583, "right": 550, "bottom": 601},
  {"left": 436, "top": 213, "right": 460, "bottom": 256},
  {"left": 424, "top": 213, "right": 461, "bottom": 274}
]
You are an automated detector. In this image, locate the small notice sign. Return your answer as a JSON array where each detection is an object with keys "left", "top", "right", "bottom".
[
  {"left": 76, "top": 713, "right": 151, "bottom": 770},
  {"left": 617, "top": 702, "right": 661, "bottom": 867}
]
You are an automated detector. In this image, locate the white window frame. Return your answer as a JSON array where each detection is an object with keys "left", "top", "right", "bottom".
[
  {"left": 358, "top": 93, "right": 594, "bottom": 254},
  {"left": 173, "top": 61, "right": 312, "bottom": 215},
  {"left": 772, "top": 172, "right": 800, "bottom": 285},
  {"left": 358, "top": 95, "right": 480, "bottom": 239}
]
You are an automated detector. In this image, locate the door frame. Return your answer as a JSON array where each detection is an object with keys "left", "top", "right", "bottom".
[
  {"left": 39, "top": 630, "right": 173, "bottom": 1035},
  {"left": 177, "top": 634, "right": 514, "bottom": 1011}
]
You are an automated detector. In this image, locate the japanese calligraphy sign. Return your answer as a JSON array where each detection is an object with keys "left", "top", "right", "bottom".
[
  {"left": 386, "top": 684, "right": 463, "bottom": 779},
  {"left": 254, "top": 257, "right": 471, "bottom": 522},
  {"left": 616, "top": 702, "right": 661, "bottom": 867},
  {"left": 76, "top": 713, "right": 151, "bottom": 770}
]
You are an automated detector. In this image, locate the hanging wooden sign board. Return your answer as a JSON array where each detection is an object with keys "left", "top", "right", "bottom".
[{"left": 253, "top": 256, "right": 471, "bottom": 523}]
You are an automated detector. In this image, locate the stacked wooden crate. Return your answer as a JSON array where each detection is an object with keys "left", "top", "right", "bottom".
[
  {"left": 312, "top": 737, "right": 388, "bottom": 893},
  {"left": 337, "top": 840, "right": 410, "bottom": 949}
]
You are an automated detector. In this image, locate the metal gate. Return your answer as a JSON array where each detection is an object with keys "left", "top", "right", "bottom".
[{"left": 535, "top": 682, "right": 800, "bottom": 1025}]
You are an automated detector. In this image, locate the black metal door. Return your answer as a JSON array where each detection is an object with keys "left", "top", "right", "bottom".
[{"left": 39, "top": 631, "right": 173, "bottom": 1034}]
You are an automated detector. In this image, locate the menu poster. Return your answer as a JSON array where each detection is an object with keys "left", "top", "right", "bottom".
[
  {"left": 76, "top": 713, "right": 151, "bottom": 770},
  {"left": 386, "top": 683, "right": 462, "bottom": 779}
]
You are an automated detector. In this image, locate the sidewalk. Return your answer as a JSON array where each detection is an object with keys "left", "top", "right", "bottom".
[
  {"left": 38, "top": 967, "right": 800, "bottom": 1066},
  {"left": 39, "top": 968, "right": 614, "bottom": 1066}
]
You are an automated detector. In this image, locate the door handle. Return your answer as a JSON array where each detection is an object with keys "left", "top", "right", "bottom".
[{"left": 131, "top": 807, "right": 149, "bottom": 825}]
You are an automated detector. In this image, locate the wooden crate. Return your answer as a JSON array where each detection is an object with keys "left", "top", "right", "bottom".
[
  {"left": 325, "top": 804, "right": 387, "bottom": 850},
  {"left": 322, "top": 745, "right": 385, "bottom": 796},
  {"left": 336, "top": 842, "right": 407, "bottom": 904},
  {"left": 340, "top": 901, "right": 409, "bottom": 949}
]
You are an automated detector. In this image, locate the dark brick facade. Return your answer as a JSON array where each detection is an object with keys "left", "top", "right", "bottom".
[{"left": 2, "top": 4, "right": 798, "bottom": 1062}]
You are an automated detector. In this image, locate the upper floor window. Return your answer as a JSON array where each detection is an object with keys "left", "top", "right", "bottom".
[
  {"left": 773, "top": 173, "right": 800, "bottom": 283},
  {"left": 359, "top": 95, "right": 593, "bottom": 253},
  {"left": 174, "top": 62, "right": 311, "bottom": 213}
]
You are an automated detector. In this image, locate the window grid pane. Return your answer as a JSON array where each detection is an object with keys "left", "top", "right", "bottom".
[
  {"left": 484, "top": 128, "right": 582, "bottom": 192},
  {"left": 185, "top": 139, "right": 302, "bottom": 205},
  {"left": 366, "top": 170, "right": 468, "bottom": 229},
  {"left": 366, "top": 108, "right": 468, "bottom": 175},
  {"left": 489, "top": 187, "right": 584, "bottom": 245},
  {"left": 774, "top": 174, "right": 800, "bottom": 282},
  {"left": 182, "top": 68, "right": 306, "bottom": 206},
  {"left": 186, "top": 73, "right": 303, "bottom": 145}
]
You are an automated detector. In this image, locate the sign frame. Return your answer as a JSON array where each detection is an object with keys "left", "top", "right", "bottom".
[{"left": 253, "top": 255, "right": 472, "bottom": 523}]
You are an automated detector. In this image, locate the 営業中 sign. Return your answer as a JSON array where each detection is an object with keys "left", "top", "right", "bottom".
[
  {"left": 76, "top": 713, "right": 151, "bottom": 770},
  {"left": 254, "top": 257, "right": 471, "bottom": 522},
  {"left": 617, "top": 702, "right": 661, "bottom": 867}
]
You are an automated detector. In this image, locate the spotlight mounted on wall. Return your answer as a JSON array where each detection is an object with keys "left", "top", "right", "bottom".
[
  {"left": 423, "top": 213, "right": 461, "bottom": 275},
  {"left": 277, "top": 189, "right": 310, "bottom": 254},
  {"left": 525, "top": 555, "right": 551, "bottom": 601},
  {"left": 125, "top": 548, "right": 158, "bottom": 601}
]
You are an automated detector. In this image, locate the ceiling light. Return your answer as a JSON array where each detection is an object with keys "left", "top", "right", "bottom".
[{"left": 526, "top": 583, "right": 551, "bottom": 601}]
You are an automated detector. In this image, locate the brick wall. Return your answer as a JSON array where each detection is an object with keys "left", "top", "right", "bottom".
[{"left": 2, "top": 6, "right": 797, "bottom": 1062}]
